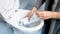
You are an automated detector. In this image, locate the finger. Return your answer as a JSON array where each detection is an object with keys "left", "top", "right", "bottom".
[
  {"left": 39, "top": 15, "right": 49, "bottom": 20},
  {"left": 36, "top": 11, "right": 43, "bottom": 17},
  {"left": 36, "top": 14, "right": 44, "bottom": 18},
  {"left": 27, "top": 11, "right": 35, "bottom": 20}
]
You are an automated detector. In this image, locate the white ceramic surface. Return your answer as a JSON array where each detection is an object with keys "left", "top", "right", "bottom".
[{"left": 4, "top": 9, "right": 44, "bottom": 32}]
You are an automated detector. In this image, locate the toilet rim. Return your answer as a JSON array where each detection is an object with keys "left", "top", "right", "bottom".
[{"left": 19, "top": 19, "right": 44, "bottom": 32}]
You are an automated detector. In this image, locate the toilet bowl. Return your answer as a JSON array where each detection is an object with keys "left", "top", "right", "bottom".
[
  {"left": 1, "top": 8, "right": 44, "bottom": 34},
  {"left": 19, "top": 19, "right": 44, "bottom": 34},
  {"left": 19, "top": 16, "right": 44, "bottom": 32},
  {"left": 17, "top": 9, "right": 44, "bottom": 34}
]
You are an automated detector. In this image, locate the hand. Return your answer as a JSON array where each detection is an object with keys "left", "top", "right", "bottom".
[
  {"left": 36, "top": 11, "right": 54, "bottom": 20},
  {"left": 27, "top": 7, "right": 38, "bottom": 20}
]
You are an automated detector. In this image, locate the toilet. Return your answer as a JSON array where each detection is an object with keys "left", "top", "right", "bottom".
[
  {"left": 0, "top": 0, "right": 44, "bottom": 34},
  {"left": 14, "top": 9, "right": 44, "bottom": 34}
]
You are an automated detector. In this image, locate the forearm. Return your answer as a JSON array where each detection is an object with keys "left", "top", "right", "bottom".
[{"left": 52, "top": 12, "right": 60, "bottom": 19}]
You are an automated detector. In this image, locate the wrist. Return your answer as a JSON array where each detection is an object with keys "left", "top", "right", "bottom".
[
  {"left": 51, "top": 12, "right": 57, "bottom": 19},
  {"left": 32, "top": 7, "right": 38, "bottom": 12}
]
